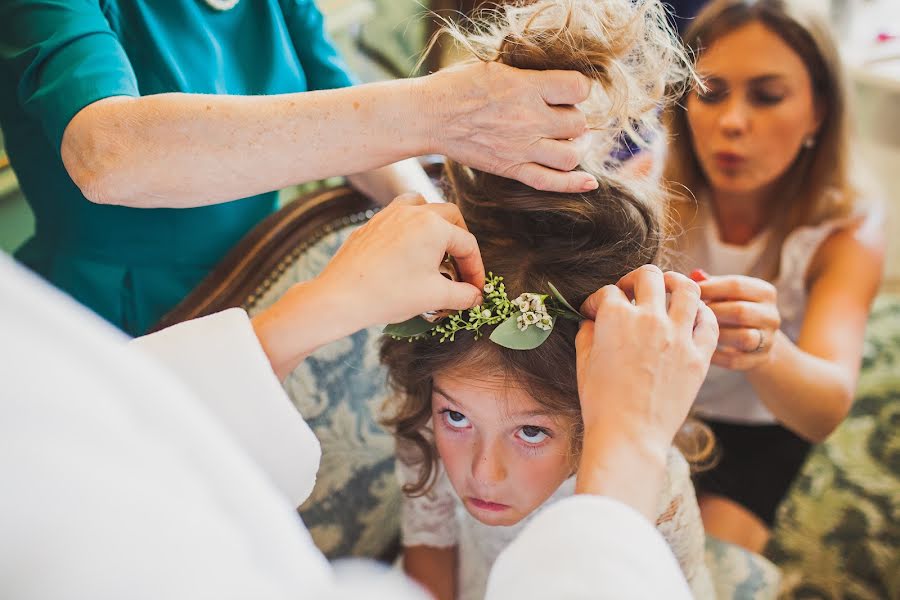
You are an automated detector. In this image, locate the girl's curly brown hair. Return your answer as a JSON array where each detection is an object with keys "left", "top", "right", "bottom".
[{"left": 382, "top": 0, "right": 713, "bottom": 496}]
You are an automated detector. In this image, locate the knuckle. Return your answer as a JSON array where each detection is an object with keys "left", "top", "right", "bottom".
[
  {"left": 561, "top": 148, "right": 580, "bottom": 171},
  {"left": 637, "top": 309, "right": 667, "bottom": 331},
  {"left": 639, "top": 264, "right": 663, "bottom": 274},
  {"left": 740, "top": 330, "right": 757, "bottom": 352},
  {"left": 669, "top": 271, "right": 700, "bottom": 295},
  {"left": 530, "top": 173, "right": 551, "bottom": 191},
  {"left": 733, "top": 303, "right": 751, "bottom": 323}
]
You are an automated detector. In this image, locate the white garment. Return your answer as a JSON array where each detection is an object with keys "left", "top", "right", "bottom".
[
  {"left": 399, "top": 450, "right": 714, "bottom": 600},
  {"left": 679, "top": 203, "right": 853, "bottom": 423},
  {"left": 0, "top": 255, "right": 693, "bottom": 600}
]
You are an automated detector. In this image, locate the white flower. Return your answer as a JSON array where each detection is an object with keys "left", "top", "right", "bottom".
[
  {"left": 537, "top": 315, "right": 553, "bottom": 331},
  {"left": 530, "top": 297, "right": 543, "bottom": 312},
  {"left": 483, "top": 283, "right": 495, "bottom": 294},
  {"left": 517, "top": 315, "right": 528, "bottom": 331},
  {"left": 523, "top": 311, "right": 539, "bottom": 325}
]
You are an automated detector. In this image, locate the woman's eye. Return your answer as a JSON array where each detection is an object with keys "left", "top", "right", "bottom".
[
  {"left": 695, "top": 84, "right": 726, "bottom": 104},
  {"left": 442, "top": 410, "right": 470, "bottom": 429},
  {"left": 750, "top": 91, "right": 785, "bottom": 106},
  {"left": 517, "top": 426, "right": 549, "bottom": 444}
]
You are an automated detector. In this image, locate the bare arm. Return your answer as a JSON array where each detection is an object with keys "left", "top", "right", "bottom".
[
  {"left": 744, "top": 220, "right": 885, "bottom": 442},
  {"left": 403, "top": 545, "right": 457, "bottom": 600},
  {"left": 61, "top": 63, "right": 595, "bottom": 208},
  {"left": 347, "top": 159, "right": 442, "bottom": 206}
]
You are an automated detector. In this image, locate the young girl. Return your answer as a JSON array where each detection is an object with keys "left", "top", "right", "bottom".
[
  {"left": 664, "top": 0, "right": 885, "bottom": 552},
  {"left": 381, "top": 2, "right": 715, "bottom": 598}
]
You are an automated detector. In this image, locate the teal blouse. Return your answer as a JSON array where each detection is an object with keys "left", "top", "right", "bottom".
[{"left": 0, "top": 0, "right": 355, "bottom": 335}]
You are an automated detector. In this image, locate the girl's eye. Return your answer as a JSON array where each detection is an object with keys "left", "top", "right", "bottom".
[
  {"left": 516, "top": 425, "right": 549, "bottom": 444},
  {"left": 442, "top": 409, "right": 470, "bottom": 429}
]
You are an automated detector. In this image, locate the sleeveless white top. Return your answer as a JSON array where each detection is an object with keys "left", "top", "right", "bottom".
[{"left": 677, "top": 202, "right": 853, "bottom": 424}]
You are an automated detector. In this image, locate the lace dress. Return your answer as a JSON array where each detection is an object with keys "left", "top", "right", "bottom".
[{"left": 398, "top": 448, "right": 714, "bottom": 600}]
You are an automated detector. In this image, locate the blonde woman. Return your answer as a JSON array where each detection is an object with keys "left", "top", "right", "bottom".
[{"left": 665, "top": 0, "right": 885, "bottom": 552}]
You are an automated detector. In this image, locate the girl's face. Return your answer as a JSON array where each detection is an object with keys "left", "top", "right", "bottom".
[
  {"left": 431, "top": 368, "right": 575, "bottom": 527},
  {"left": 685, "top": 21, "right": 823, "bottom": 199}
]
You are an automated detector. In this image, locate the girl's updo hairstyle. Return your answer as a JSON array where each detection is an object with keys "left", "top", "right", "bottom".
[{"left": 382, "top": 0, "right": 711, "bottom": 495}]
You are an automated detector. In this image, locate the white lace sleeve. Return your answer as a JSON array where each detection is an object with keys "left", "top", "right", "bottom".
[
  {"left": 655, "top": 449, "right": 715, "bottom": 599},
  {"left": 397, "top": 458, "right": 459, "bottom": 549}
]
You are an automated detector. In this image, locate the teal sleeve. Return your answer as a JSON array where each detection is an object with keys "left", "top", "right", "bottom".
[
  {"left": 0, "top": 0, "right": 139, "bottom": 155},
  {"left": 280, "top": 0, "right": 359, "bottom": 90}
]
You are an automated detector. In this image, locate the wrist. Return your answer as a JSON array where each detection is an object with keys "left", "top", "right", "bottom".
[
  {"left": 575, "top": 424, "right": 669, "bottom": 521},
  {"left": 251, "top": 278, "right": 364, "bottom": 380},
  {"left": 408, "top": 73, "right": 443, "bottom": 157}
]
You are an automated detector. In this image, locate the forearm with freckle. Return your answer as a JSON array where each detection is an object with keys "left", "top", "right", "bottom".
[
  {"left": 746, "top": 331, "right": 857, "bottom": 443},
  {"left": 61, "top": 79, "right": 432, "bottom": 208}
]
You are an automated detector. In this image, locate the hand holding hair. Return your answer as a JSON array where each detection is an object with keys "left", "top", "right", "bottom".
[
  {"left": 574, "top": 266, "right": 718, "bottom": 518},
  {"left": 252, "top": 193, "right": 485, "bottom": 379},
  {"left": 424, "top": 61, "right": 598, "bottom": 194},
  {"left": 696, "top": 274, "right": 781, "bottom": 370}
]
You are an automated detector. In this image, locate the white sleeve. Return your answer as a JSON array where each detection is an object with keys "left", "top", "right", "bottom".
[
  {"left": 397, "top": 459, "right": 459, "bottom": 548},
  {"left": 130, "top": 308, "right": 321, "bottom": 507},
  {"left": 485, "top": 496, "right": 693, "bottom": 600}
]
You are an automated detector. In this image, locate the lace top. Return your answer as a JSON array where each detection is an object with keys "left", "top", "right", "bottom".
[
  {"left": 398, "top": 448, "right": 714, "bottom": 600},
  {"left": 674, "top": 202, "right": 857, "bottom": 423}
]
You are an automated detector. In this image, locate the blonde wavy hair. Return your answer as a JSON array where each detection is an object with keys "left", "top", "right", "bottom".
[{"left": 429, "top": 0, "right": 695, "bottom": 178}]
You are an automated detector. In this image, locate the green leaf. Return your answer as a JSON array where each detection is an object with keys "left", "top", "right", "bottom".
[
  {"left": 547, "top": 281, "right": 584, "bottom": 319},
  {"left": 489, "top": 312, "right": 554, "bottom": 350},
  {"left": 383, "top": 316, "right": 436, "bottom": 338}
]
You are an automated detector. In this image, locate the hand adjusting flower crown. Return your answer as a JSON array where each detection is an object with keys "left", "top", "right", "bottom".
[{"left": 384, "top": 258, "right": 584, "bottom": 350}]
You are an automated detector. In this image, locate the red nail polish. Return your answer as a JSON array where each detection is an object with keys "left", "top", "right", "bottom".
[{"left": 689, "top": 269, "right": 709, "bottom": 282}]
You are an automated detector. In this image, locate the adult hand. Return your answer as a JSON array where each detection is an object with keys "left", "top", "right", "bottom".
[
  {"left": 317, "top": 193, "right": 485, "bottom": 330},
  {"left": 253, "top": 194, "right": 485, "bottom": 379},
  {"left": 573, "top": 266, "right": 718, "bottom": 517},
  {"left": 695, "top": 274, "right": 780, "bottom": 371},
  {"left": 422, "top": 62, "right": 598, "bottom": 194}
]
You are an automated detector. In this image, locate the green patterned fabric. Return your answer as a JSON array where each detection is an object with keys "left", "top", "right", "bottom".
[
  {"left": 766, "top": 296, "right": 900, "bottom": 600},
  {"left": 707, "top": 536, "right": 781, "bottom": 600}
]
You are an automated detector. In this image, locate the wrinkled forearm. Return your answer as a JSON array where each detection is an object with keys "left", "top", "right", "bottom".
[{"left": 61, "top": 80, "right": 432, "bottom": 208}]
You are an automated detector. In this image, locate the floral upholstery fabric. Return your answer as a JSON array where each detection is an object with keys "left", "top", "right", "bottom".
[
  {"left": 247, "top": 225, "right": 401, "bottom": 560},
  {"left": 766, "top": 297, "right": 900, "bottom": 600},
  {"left": 707, "top": 537, "right": 781, "bottom": 600},
  {"left": 244, "top": 220, "right": 899, "bottom": 597}
]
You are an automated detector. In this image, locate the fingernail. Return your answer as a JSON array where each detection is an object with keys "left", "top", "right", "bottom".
[
  {"left": 689, "top": 269, "right": 709, "bottom": 282},
  {"left": 582, "top": 177, "right": 598, "bottom": 191}
]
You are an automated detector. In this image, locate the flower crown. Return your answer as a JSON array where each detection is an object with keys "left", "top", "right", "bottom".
[{"left": 384, "top": 270, "right": 584, "bottom": 350}]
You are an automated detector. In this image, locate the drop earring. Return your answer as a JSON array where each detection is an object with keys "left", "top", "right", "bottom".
[{"left": 803, "top": 135, "right": 816, "bottom": 149}]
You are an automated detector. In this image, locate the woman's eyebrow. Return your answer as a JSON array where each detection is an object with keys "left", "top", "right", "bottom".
[{"left": 749, "top": 74, "right": 789, "bottom": 84}]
